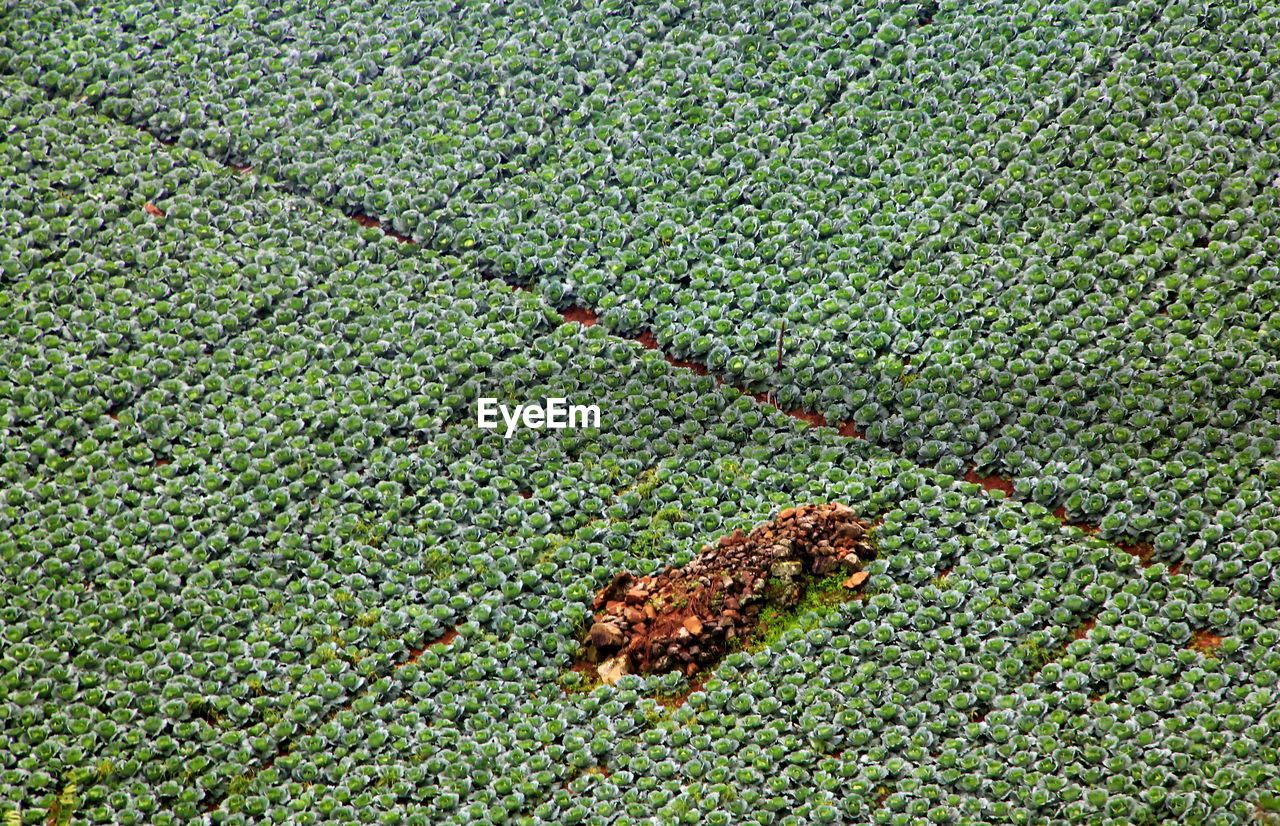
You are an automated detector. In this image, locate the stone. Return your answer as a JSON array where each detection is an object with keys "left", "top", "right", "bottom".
[
  {"left": 843, "top": 571, "right": 870, "bottom": 589},
  {"left": 770, "top": 560, "right": 804, "bottom": 581},
  {"left": 589, "top": 621, "right": 625, "bottom": 649},
  {"left": 578, "top": 503, "right": 878, "bottom": 680},
  {"left": 836, "top": 522, "right": 865, "bottom": 540},
  {"left": 597, "top": 656, "right": 629, "bottom": 686},
  {"left": 812, "top": 555, "right": 837, "bottom": 575}
]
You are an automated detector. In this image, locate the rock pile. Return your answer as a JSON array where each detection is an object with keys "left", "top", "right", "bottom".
[{"left": 583, "top": 503, "right": 876, "bottom": 684}]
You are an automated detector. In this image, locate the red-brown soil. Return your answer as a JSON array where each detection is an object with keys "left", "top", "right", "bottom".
[
  {"left": 565, "top": 660, "right": 597, "bottom": 685},
  {"left": 1116, "top": 541, "right": 1155, "bottom": 566},
  {"left": 784, "top": 408, "right": 827, "bottom": 428},
  {"left": 143, "top": 202, "right": 164, "bottom": 217},
  {"left": 1189, "top": 629, "right": 1224, "bottom": 656},
  {"left": 582, "top": 504, "right": 876, "bottom": 677},
  {"left": 663, "top": 352, "right": 710, "bottom": 375},
  {"left": 404, "top": 627, "right": 459, "bottom": 666},
  {"left": 1052, "top": 506, "right": 1101, "bottom": 534},
  {"left": 561, "top": 305, "right": 599, "bottom": 327},
  {"left": 964, "top": 469, "right": 1016, "bottom": 497},
  {"left": 1072, "top": 617, "right": 1097, "bottom": 640},
  {"left": 837, "top": 420, "right": 865, "bottom": 439},
  {"left": 350, "top": 211, "right": 412, "bottom": 243}
]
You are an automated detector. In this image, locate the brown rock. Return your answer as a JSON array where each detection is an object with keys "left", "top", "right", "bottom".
[
  {"left": 594, "top": 571, "right": 632, "bottom": 610},
  {"left": 836, "top": 522, "right": 865, "bottom": 540},
  {"left": 812, "top": 556, "right": 837, "bottom": 576},
  {"left": 625, "top": 588, "right": 648, "bottom": 605},
  {"left": 589, "top": 622, "right": 625, "bottom": 649},
  {"left": 843, "top": 571, "right": 870, "bottom": 589},
  {"left": 683, "top": 616, "right": 703, "bottom": 636}
]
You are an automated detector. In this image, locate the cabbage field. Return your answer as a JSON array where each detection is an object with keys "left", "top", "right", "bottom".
[{"left": 4, "top": 0, "right": 1280, "bottom": 823}]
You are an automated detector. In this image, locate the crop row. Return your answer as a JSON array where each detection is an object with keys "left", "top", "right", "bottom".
[
  {"left": 1, "top": 95, "right": 1274, "bottom": 826},
  {"left": 0, "top": 76, "right": 1120, "bottom": 823},
  {"left": 8, "top": 0, "right": 1280, "bottom": 592},
  {"left": 6, "top": 5, "right": 1280, "bottom": 821}
]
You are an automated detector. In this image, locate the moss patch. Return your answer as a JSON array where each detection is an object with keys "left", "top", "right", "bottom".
[{"left": 737, "top": 570, "right": 860, "bottom": 653}]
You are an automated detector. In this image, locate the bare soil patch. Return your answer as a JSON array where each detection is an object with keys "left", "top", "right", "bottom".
[
  {"left": 1189, "top": 629, "right": 1224, "bottom": 656},
  {"left": 1116, "top": 540, "right": 1155, "bottom": 566},
  {"left": 561, "top": 305, "right": 599, "bottom": 326},
  {"left": 963, "top": 468, "right": 1016, "bottom": 498}
]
